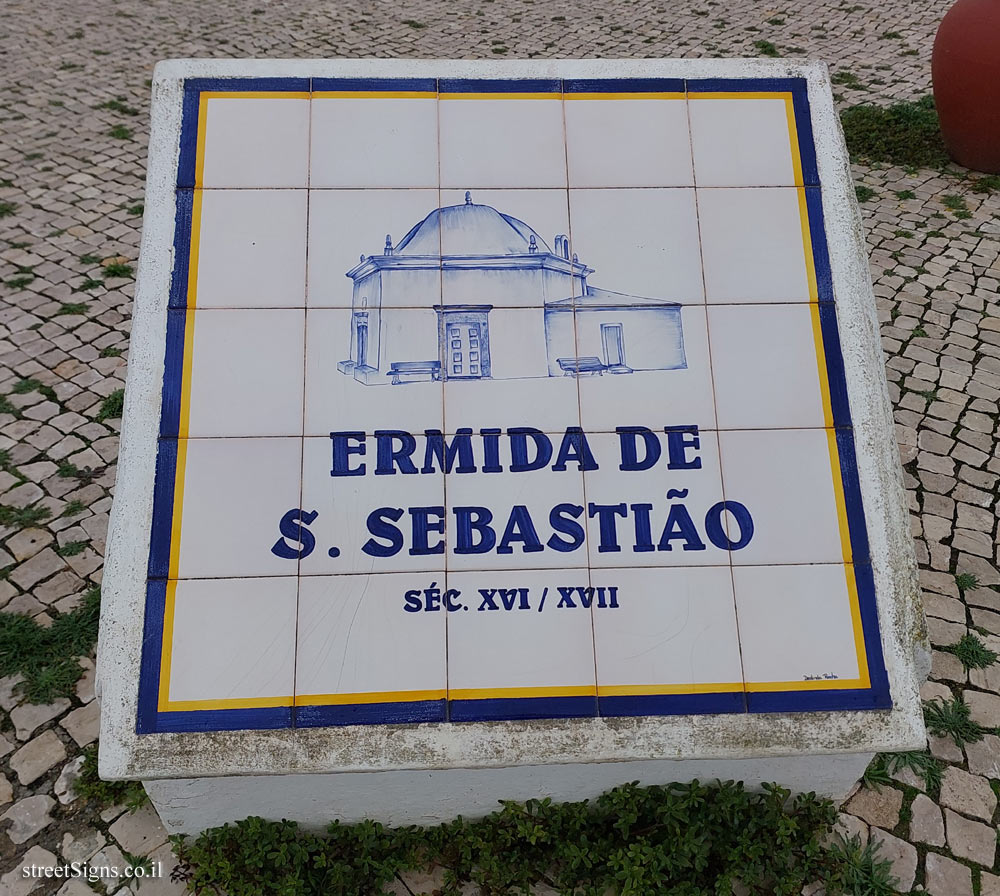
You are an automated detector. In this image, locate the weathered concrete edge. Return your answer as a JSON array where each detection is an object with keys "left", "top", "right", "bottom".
[{"left": 98, "top": 57, "right": 927, "bottom": 782}]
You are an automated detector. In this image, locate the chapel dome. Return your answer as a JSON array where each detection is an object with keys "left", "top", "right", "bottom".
[{"left": 394, "top": 193, "right": 553, "bottom": 257}]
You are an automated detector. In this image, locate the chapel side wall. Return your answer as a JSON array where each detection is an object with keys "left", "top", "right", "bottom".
[
  {"left": 575, "top": 308, "right": 686, "bottom": 371},
  {"left": 487, "top": 307, "right": 550, "bottom": 379}
]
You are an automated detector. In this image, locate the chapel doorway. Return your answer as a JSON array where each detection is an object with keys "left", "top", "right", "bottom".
[
  {"left": 601, "top": 322, "right": 630, "bottom": 372},
  {"left": 436, "top": 306, "right": 492, "bottom": 380}
]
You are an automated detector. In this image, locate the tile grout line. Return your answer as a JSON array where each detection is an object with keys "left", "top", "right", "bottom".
[
  {"left": 290, "top": 81, "right": 314, "bottom": 726},
  {"left": 685, "top": 85, "right": 750, "bottom": 712},
  {"left": 561, "top": 89, "right": 601, "bottom": 718}
]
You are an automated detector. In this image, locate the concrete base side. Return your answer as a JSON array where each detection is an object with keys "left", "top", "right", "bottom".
[{"left": 145, "top": 752, "right": 874, "bottom": 835}]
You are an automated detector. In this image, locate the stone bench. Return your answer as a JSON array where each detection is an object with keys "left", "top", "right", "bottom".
[
  {"left": 388, "top": 360, "right": 442, "bottom": 384},
  {"left": 557, "top": 356, "right": 606, "bottom": 376}
]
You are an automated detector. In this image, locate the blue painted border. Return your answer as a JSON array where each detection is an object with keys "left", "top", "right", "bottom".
[
  {"left": 138, "top": 74, "right": 891, "bottom": 734},
  {"left": 600, "top": 691, "right": 745, "bottom": 718},
  {"left": 177, "top": 78, "right": 311, "bottom": 188},
  {"left": 313, "top": 77, "right": 436, "bottom": 93},
  {"left": 563, "top": 78, "right": 684, "bottom": 94},
  {"left": 439, "top": 78, "right": 561, "bottom": 94},
  {"left": 296, "top": 700, "right": 447, "bottom": 727},
  {"left": 156, "top": 707, "right": 293, "bottom": 732},
  {"left": 450, "top": 695, "right": 597, "bottom": 722},
  {"left": 136, "top": 579, "right": 167, "bottom": 734},
  {"left": 686, "top": 77, "right": 820, "bottom": 186}
]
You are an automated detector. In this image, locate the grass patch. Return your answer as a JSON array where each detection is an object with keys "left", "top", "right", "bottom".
[
  {"left": 62, "top": 499, "right": 87, "bottom": 517},
  {"left": 0, "top": 200, "right": 17, "bottom": 219},
  {"left": 863, "top": 751, "right": 943, "bottom": 794},
  {"left": 126, "top": 203, "right": 143, "bottom": 215},
  {"left": 108, "top": 124, "right": 132, "bottom": 140},
  {"left": 56, "top": 540, "right": 88, "bottom": 558},
  {"left": 100, "top": 98, "right": 139, "bottom": 116},
  {"left": 55, "top": 301, "right": 88, "bottom": 316},
  {"left": 942, "top": 634, "right": 999, "bottom": 671},
  {"left": 942, "top": 194, "right": 971, "bottom": 219},
  {"left": 831, "top": 70, "right": 866, "bottom": 90},
  {"left": 102, "top": 261, "right": 133, "bottom": 278},
  {"left": 855, "top": 185, "right": 877, "bottom": 202},
  {"left": 0, "top": 587, "right": 100, "bottom": 703},
  {"left": 0, "top": 503, "right": 52, "bottom": 529},
  {"left": 75, "top": 744, "right": 149, "bottom": 811},
  {"left": 895, "top": 189, "right": 915, "bottom": 200},
  {"left": 840, "top": 95, "right": 949, "bottom": 168},
  {"left": 912, "top": 324, "right": 928, "bottom": 337},
  {"left": 970, "top": 174, "right": 1000, "bottom": 194},
  {"left": 79, "top": 253, "right": 101, "bottom": 265},
  {"left": 955, "top": 573, "right": 979, "bottom": 592},
  {"left": 753, "top": 39, "right": 780, "bottom": 57},
  {"left": 169, "top": 781, "right": 889, "bottom": 896},
  {"left": 5, "top": 273, "right": 35, "bottom": 290},
  {"left": 75, "top": 277, "right": 103, "bottom": 292},
  {"left": 826, "top": 835, "right": 896, "bottom": 896},
  {"left": 401, "top": 18, "right": 426, "bottom": 28},
  {"left": 13, "top": 378, "right": 56, "bottom": 401},
  {"left": 97, "top": 388, "right": 124, "bottom": 421},
  {"left": 924, "top": 696, "right": 988, "bottom": 747},
  {"left": 99, "top": 346, "right": 123, "bottom": 358}
]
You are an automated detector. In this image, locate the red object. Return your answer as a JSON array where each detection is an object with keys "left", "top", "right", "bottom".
[{"left": 932, "top": 0, "right": 1000, "bottom": 173}]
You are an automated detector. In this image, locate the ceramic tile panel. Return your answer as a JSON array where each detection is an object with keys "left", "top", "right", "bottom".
[
  {"left": 162, "top": 576, "right": 297, "bottom": 710},
  {"left": 581, "top": 430, "right": 733, "bottom": 568},
  {"left": 443, "top": 431, "right": 588, "bottom": 571},
  {"left": 438, "top": 188, "right": 573, "bottom": 309},
  {"left": 163, "top": 437, "right": 303, "bottom": 580},
  {"left": 697, "top": 187, "right": 813, "bottom": 303},
  {"left": 567, "top": 188, "right": 705, "bottom": 305},
  {"left": 304, "top": 307, "right": 445, "bottom": 436},
  {"left": 438, "top": 82, "right": 567, "bottom": 189},
  {"left": 592, "top": 566, "right": 745, "bottom": 716},
  {"left": 310, "top": 87, "right": 438, "bottom": 189},
  {"left": 196, "top": 94, "right": 311, "bottom": 189},
  {"left": 576, "top": 304, "right": 717, "bottom": 433},
  {"left": 707, "top": 304, "right": 828, "bottom": 430},
  {"left": 298, "top": 435, "right": 447, "bottom": 576},
  {"left": 131, "top": 67, "right": 897, "bottom": 736},
  {"left": 180, "top": 309, "right": 305, "bottom": 438},
  {"left": 733, "top": 563, "right": 864, "bottom": 689},
  {"left": 688, "top": 97, "right": 798, "bottom": 187},
  {"left": 717, "top": 428, "right": 848, "bottom": 566},
  {"left": 442, "top": 307, "right": 582, "bottom": 434},
  {"left": 446, "top": 568, "right": 598, "bottom": 720},
  {"left": 564, "top": 92, "right": 693, "bottom": 188},
  {"left": 295, "top": 572, "right": 447, "bottom": 725},
  {"left": 191, "top": 189, "right": 308, "bottom": 309},
  {"left": 307, "top": 188, "right": 441, "bottom": 309}
]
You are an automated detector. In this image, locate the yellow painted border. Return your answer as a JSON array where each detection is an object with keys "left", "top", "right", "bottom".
[
  {"left": 313, "top": 91, "right": 436, "bottom": 100},
  {"left": 439, "top": 92, "right": 560, "bottom": 101},
  {"left": 157, "top": 88, "right": 873, "bottom": 715}
]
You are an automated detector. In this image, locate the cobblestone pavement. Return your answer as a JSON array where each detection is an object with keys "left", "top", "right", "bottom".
[{"left": 1, "top": 0, "right": 998, "bottom": 893}]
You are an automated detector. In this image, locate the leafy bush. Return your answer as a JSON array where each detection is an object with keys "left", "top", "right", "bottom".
[{"left": 170, "top": 780, "right": 889, "bottom": 896}]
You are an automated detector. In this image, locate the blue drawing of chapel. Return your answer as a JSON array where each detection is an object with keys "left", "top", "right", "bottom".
[{"left": 337, "top": 193, "right": 687, "bottom": 385}]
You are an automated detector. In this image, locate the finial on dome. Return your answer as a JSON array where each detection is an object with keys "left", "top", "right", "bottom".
[
  {"left": 572, "top": 252, "right": 578, "bottom": 263},
  {"left": 360, "top": 254, "right": 365, "bottom": 262},
  {"left": 465, "top": 190, "right": 472, "bottom": 205},
  {"left": 529, "top": 234, "right": 537, "bottom": 254},
  {"left": 384, "top": 234, "right": 393, "bottom": 256}
]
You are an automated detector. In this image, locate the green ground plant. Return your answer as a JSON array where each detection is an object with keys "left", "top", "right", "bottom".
[
  {"left": 840, "top": 96, "right": 949, "bottom": 169},
  {"left": 923, "top": 696, "right": 988, "bottom": 747},
  {"left": 97, "top": 388, "right": 124, "bottom": 421},
  {"left": 0, "top": 586, "right": 100, "bottom": 703},
  {"left": 75, "top": 744, "right": 149, "bottom": 812},
  {"left": 170, "top": 781, "right": 898, "bottom": 896},
  {"left": 941, "top": 633, "right": 998, "bottom": 671}
]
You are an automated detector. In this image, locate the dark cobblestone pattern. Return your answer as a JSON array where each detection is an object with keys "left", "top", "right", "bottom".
[{"left": 2, "top": 0, "right": 999, "bottom": 893}]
